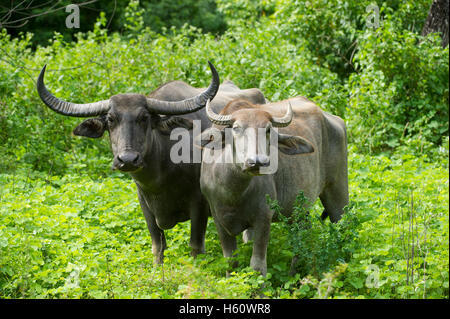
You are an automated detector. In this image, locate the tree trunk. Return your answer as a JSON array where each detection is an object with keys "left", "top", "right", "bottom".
[{"left": 421, "top": 0, "right": 449, "bottom": 47}]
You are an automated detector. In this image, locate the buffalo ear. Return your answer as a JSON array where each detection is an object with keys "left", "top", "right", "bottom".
[
  {"left": 73, "top": 117, "right": 107, "bottom": 138},
  {"left": 278, "top": 133, "right": 314, "bottom": 155},
  {"left": 155, "top": 116, "right": 193, "bottom": 135}
]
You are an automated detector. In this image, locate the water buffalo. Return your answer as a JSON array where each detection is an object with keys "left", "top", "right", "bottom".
[
  {"left": 36, "top": 62, "right": 266, "bottom": 264},
  {"left": 199, "top": 97, "right": 348, "bottom": 275}
]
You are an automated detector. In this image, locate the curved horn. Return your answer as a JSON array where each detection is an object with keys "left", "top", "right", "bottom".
[
  {"left": 206, "top": 99, "right": 233, "bottom": 126},
  {"left": 146, "top": 61, "right": 220, "bottom": 115},
  {"left": 271, "top": 101, "right": 293, "bottom": 127},
  {"left": 36, "top": 65, "right": 110, "bottom": 117}
]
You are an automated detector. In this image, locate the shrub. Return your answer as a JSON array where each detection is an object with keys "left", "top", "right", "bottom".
[
  {"left": 348, "top": 21, "right": 449, "bottom": 152},
  {"left": 274, "top": 0, "right": 433, "bottom": 79},
  {"left": 266, "top": 192, "right": 360, "bottom": 279},
  {"left": 3, "top": 0, "right": 227, "bottom": 47}
]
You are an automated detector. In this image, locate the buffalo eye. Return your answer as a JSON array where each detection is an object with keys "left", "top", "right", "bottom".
[
  {"left": 106, "top": 115, "right": 116, "bottom": 127},
  {"left": 232, "top": 124, "right": 242, "bottom": 135},
  {"left": 138, "top": 113, "right": 149, "bottom": 123}
]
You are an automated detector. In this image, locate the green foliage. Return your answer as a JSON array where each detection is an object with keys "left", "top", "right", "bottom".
[
  {"left": 274, "top": 0, "right": 367, "bottom": 77},
  {"left": 1, "top": 144, "right": 447, "bottom": 298},
  {"left": 0, "top": 171, "right": 258, "bottom": 298},
  {"left": 0, "top": 0, "right": 448, "bottom": 299},
  {"left": 123, "top": 0, "right": 145, "bottom": 35},
  {"left": 216, "top": 0, "right": 276, "bottom": 27},
  {"left": 266, "top": 192, "right": 360, "bottom": 279},
  {"left": 271, "top": 0, "right": 449, "bottom": 151},
  {"left": 260, "top": 145, "right": 448, "bottom": 299},
  {"left": 2, "top": 0, "right": 226, "bottom": 47},
  {"left": 274, "top": 0, "right": 433, "bottom": 78},
  {"left": 140, "top": 0, "right": 227, "bottom": 35},
  {"left": 3, "top": 0, "right": 123, "bottom": 47},
  {"left": 348, "top": 21, "right": 449, "bottom": 152},
  {"left": 1, "top": 1, "right": 448, "bottom": 174}
]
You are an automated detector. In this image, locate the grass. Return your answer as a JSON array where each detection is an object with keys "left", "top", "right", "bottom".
[{"left": 1, "top": 144, "right": 447, "bottom": 298}]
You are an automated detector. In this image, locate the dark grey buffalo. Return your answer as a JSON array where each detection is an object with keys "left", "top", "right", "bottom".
[
  {"left": 199, "top": 97, "right": 348, "bottom": 275},
  {"left": 36, "top": 62, "right": 266, "bottom": 264}
]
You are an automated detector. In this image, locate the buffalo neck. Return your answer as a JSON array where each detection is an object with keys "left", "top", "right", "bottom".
[
  {"left": 207, "top": 160, "right": 261, "bottom": 205},
  {"left": 129, "top": 129, "right": 167, "bottom": 192}
]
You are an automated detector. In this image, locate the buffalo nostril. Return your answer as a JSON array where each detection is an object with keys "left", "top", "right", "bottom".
[
  {"left": 245, "top": 155, "right": 269, "bottom": 169},
  {"left": 257, "top": 155, "right": 270, "bottom": 166},
  {"left": 246, "top": 157, "right": 256, "bottom": 167},
  {"left": 117, "top": 152, "right": 140, "bottom": 165}
]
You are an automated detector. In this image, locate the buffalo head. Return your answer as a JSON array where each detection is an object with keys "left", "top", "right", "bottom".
[
  {"left": 202, "top": 98, "right": 314, "bottom": 174},
  {"left": 37, "top": 62, "right": 220, "bottom": 172}
]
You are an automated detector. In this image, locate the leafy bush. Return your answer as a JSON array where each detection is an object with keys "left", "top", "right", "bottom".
[
  {"left": 266, "top": 192, "right": 360, "bottom": 279},
  {"left": 216, "top": 0, "right": 276, "bottom": 27},
  {"left": 140, "top": 0, "right": 227, "bottom": 35},
  {"left": 3, "top": 0, "right": 226, "bottom": 47},
  {"left": 274, "top": 0, "right": 368, "bottom": 78},
  {"left": 348, "top": 21, "right": 449, "bottom": 152},
  {"left": 274, "top": 0, "right": 433, "bottom": 78},
  {"left": 261, "top": 145, "right": 448, "bottom": 299}
]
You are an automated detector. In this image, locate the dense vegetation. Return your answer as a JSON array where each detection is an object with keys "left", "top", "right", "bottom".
[
  {"left": 1, "top": 0, "right": 227, "bottom": 47},
  {"left": 0, "top": 0, "right": 448, "bottom": 298}
]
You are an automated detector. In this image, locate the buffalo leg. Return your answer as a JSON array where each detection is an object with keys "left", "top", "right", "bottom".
[
  {"left": 215, "top": 222, "right": 237, "bottom": 259},
  {"left": 148, "top": 214, "right": 167, "bottom": 264},
  {"left": 319, "top": 182, "right": 349, "bottom": 223},
  {"left": 189, "top": 201, "right": 209, "bottom": 257},
  {"left": 137, "top": 189, "right": 167, "bottom": 264},
  {"left": 250, "top": 217, "right": 271, "bottom": 276},
  {"left": 213, "top": 215, "right": 238, "bottom": 274}
]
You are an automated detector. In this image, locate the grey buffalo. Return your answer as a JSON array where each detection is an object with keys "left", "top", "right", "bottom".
[
  {"left": 199, "top": 97, "right": 348, "bottom": 275},
  {"left": 36, "top": 62, "right": 266, "bottom": 264}
]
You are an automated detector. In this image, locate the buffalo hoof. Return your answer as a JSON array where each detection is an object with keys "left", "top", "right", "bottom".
[{"left": 250, "top": 257, "right": 267, "bottom": 277}]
